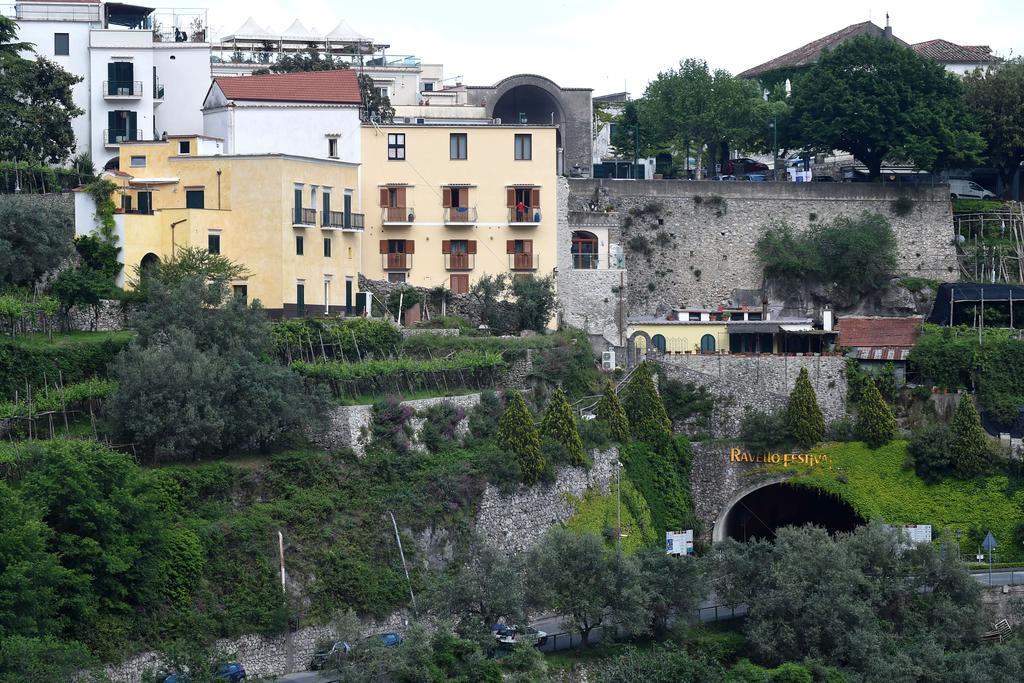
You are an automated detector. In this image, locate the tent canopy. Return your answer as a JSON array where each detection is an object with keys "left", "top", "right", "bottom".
[{"left": 926, "top": 282, "right": 1024, "bottom": 325}]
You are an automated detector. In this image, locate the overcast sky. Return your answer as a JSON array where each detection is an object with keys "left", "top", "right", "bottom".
[{"left": 182, "top": 0, "right": 1024, "bottom": 96}]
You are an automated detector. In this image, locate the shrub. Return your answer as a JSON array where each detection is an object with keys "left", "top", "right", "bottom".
[
  {"left": 467, "top": 390, "right": 503, "bottom": 441},
  {"left": 418, "top": 401, "right": 465, "bottom": 453},
  {"left": 370, "top": 397, "right": 415, "bottom": 454},
  {"left": 740, "top": 409, "right": 790, "bottom": 453},
  {"left": 621, "top": 363, "right": 673, "bottom": 448},
  {"left": 951, "top": 396, "right": 991, "bottom": 478},
  {"left": 540, "top": 387, "right": 586, "bottom": 466},
  {"left": 0, "top": 194, "right": 74, "bottom": 289},
  {"left": 855, "top": 381, "right": 897, "bottom": 448},
  {"left": 595, "top": 379, "right": 630, "bottom": 442},
  {"left": 619, "top": 439, "right": 693, "bottom": 534},
  {"left": 826, "top": 417, "right": 857, "bottom": 442},
  {"left": 510, "top": 274, "right": 556, "bottom": 333},
  {"left": 786, "top": 367, "right": 825, "bottom": 449},
  {"left": 578, "top": 417, "right": 610, "bottom": 450},
  {"left": 908, "top": 422, "right": 955, "bottom": 483},
  {"left": 660, "top": 377, "right": 714, "bottom": 433},
  {"left": 497, "top": 392, "right": 546, "bottom": 484}
]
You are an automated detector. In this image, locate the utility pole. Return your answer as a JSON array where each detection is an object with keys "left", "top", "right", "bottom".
[
  {"left": 389, "top": 511, "right": 418, "bottom": 616},
  {"left": 278, "top": 530, "right": 294, "bottom": 672}
]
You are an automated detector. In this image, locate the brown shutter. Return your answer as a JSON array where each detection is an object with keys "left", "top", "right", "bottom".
[
  {"left": 441, "top": 240, "right": 451, "bottom": 254},
  {"left": 506, "top": 240, "right": 515, "bottom": 254},
  {"left": 405, "top": 239, "right": 415, "bottom": 254},
  {"left": 523, "top": 239, "right": 533, "bottom": 253},
  {"left": 442, "top": 187, "right": 452, "bottom": 208},
  {"left": 530, "top": 188, "right": 540, "bottom": 207},
  {"left": 467, "top": 240, "right": 477, "bottom": 254},
  {"left": 506, "top": 188, "right": 515, "bottom": 207},
  {"left": 379, "top": 240, "right": 388, "bottom": 254},
  {"left": 379, "top": 188, "right": 388, "bottom": 207},
  {"left": 397, "top": 187, "right": 407, "bottom": 208}
]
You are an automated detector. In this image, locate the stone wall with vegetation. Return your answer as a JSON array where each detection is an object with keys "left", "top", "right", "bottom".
[{"left": 567, "top": 179, "right": 957, "bottom": 314}]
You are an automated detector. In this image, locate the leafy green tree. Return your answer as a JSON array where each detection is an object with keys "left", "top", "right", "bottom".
[
  {"left": 511, "top": 274, "right": 556, "bottom": 332},
  {"left": 135, "top": 245, "right": 249, "bottom": 301},
  {"left": 429, "top": 540, "right": 524, "bottom": 634},
  {"left": 0, "top": 635, "right": 97, "bottom": 683},
  {"left": 789, "top": 35, "right": 983, "bottom": 180},
  {"left": 786, "top": 367, "right": 825, "bottom": 449},
  {"left": 950, "top": 395, "right": 991, "bottom": 478},
  {"left": 964, "top": 59, "right": 1024, "bottom": 195},
  {"left": 908, "top": 422, "right": 956, "bottom": 483},
  {"left": 496, "top": 391, "right": 546, "bottom": 484},
  {"left": 0, "top": 195, "right": 73, "bottom": 288},
  {"left": 636, "top": 549, "right": 705, "bottom": 638},
  {"left": 358, "top": 73, "right": 396, "bottom": 124},
  {"left": 0, "top": 17, "right": 83, "bottom": 164},
  {"left": 541, "top": 387, "right": 586, "bottom": 466},
  {"left": 740, "top": 409, "right": 790, "bottom": 453},
  {"left": 51, "top": 234, "right": 121, "bottom": 329},
  {"left": 596, "top": 379, "right": 630, "bottom": 442},
  {"left": 592, "top": 644, "right": 725, "bottom": 683},
  {"left": 621, "top": 362, "right": 673, "bottom": 447},
  {"left": 855, "top": 380, "right": 897, "bottom": 448}
]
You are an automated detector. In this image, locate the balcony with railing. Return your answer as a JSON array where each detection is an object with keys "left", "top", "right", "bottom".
[
  {"left": 104, "top": 129, "right": 142, "bottom": 147},
  {"left": 293, "top": 207, "right": 317, "bottom": 227},
  {"left": 444, "top": 206, "right": 477, "bottom": 225},
  {"left": 381, "top": 206, "right": 414, "bottom": 226},
  {"left": 153, "top": 79, "right": 164, "bottom": 101},
  {"left": 445, "top": 253, "right": 475, "bottom": 271},
  {"left": 509, "top": 206, "right": 541, "bottom": 226},
  {"left": 383, "top": 253, "right": 412, "bottom": 270},
  {"left": 509, "top": 253, "right": 539, "bottom": 271},
  {"left": 104, "top": 81, "right": 143, "bottom": 98},
  {"left": 571, "top": 253, "right": 600, "bottom": 269},
  {"left": 322, "top": 210, "right": 365, "bottom": 232}
]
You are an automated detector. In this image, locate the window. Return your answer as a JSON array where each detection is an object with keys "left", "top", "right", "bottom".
[
  {"left": 688, "top": 312, "right": 701, "bottom": 322},
  {"left": 207, "top": 233, "right": 220, "bottom": 255},
  {"left": 107, "top": 61, "right": 134, "bottom": 95},
  {"left": 450, "top": 133, "right": 467, "bottom": 160},
  {"left": 652, "top": 334, "right": 667, "bottom": 353},
  {"left": 295, "top": 235, "right": 304, "bottom": 255},
  {"left": 328, "top": 137, "right": 338, "bottom": 158},
  {"left": 422, "top": 81, "right": 434, "bottom": 92},
  {"left": 450, "top": 274, "right": 469, "bottom": 294},
  {"left": 375, "top": 84, "right": 391, "bottom": 99},
  {"left": 233, "top": 285, "right": 247, "bottom": 305},
  {"left": 323, "top": 237, "right": 331, "bottom": 257},
  {"left": 514, "top": 134, "right": 532, "bottom": 160},
  {"left": 388, "top": 272, "right": 407, "bottom": 284},
  {"left": 387, "top": 133, "right": 406, "bottom": 160},
  {"left": 748, "top": 311, "right": 763, "bottom": 321},
  {"left": 296, "top": 283, "right": 305, "bottom": 317},
  {"left": 324, "top": 279, "right": 331, "bottom": 315},
  {"left": 185, "top": 189, "right": 204, "bottom": 209},
  {"left": 137, "top": 191, "right": 152, "bottom": 215},
  {"left": 178, "top": 140, "right": 190, "bottom": 155},
  {"left": 130, "top": 155, "right": 146, "bottom": 167},
  {"left": 121, "top": 195, "right": 132, "bottom": 212},
  {"left": 54, "top": 33, "right": 69, "bottom": 56},
  {"left": 700, "top": 334, "right": 716, "bottom": 353}
]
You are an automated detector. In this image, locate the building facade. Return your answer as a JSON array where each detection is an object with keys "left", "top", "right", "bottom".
[{"left": 359, "top": 124, "right": 558, "bottom": 294}]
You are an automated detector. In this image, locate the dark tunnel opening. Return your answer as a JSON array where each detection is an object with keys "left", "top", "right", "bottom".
[{"left": 722, "top": 483, "right": 865, "bottom": 542}]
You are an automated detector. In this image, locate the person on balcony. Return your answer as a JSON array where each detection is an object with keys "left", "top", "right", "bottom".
[{"left": 516, "top": 199, "right": 526, "bottom": 222}]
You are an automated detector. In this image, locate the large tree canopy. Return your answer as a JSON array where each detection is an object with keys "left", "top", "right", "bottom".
[
  {"left": 0, "top": 16, "right": 83, "bottom": 164},
  {"left": 964, "top": 59, "right": 1024, "bottom": 194},
  {"left": 789, "top": 35, "right": 983, "bottom": 179}
]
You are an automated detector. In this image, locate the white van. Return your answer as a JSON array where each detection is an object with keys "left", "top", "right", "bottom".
[{"left": 949, "top": 179, "right": 997, "bottom": 200}]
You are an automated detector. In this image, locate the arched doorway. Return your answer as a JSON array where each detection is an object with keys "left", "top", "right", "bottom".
[
  {"left": 700, "top": 334, "right": 716, "bottom": 353},
  {"left": 140, "top": 253, "right": 160, "bottom": 278},
  {"left": 651, "top": 334, "right": 666, "bottom": 353},
  {"left": 715, "top": 481, "right": 864, "bottom": 543},
  {"left": 571, "top": 231, "right": 599, "bottom": 269}
]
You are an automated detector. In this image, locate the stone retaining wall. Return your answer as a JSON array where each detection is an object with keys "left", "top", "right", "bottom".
[{"left": 474, "top": 448, "right": 618, "bottom": 555}]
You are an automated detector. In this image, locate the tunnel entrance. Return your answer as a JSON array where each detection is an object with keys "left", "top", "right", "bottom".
[{"left": 721, "top": 483, "right": 864, "bottom": 542}]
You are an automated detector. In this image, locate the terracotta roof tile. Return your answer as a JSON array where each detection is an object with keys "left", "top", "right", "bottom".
[
  {"left": 737, "top": 22, "right": 909, "bottom": 79},
  {"left": 836, "top": 316, "right": 923, "bottom": 349},
  {"left": 214, "top": 70, "right": 361, "bottom": 105},
  {"left": 912, "top": 39, "right": 997, "bottom": 64}
]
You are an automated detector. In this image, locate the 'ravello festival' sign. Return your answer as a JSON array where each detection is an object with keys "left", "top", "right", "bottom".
[{"left": 730, "top": 447, "right": 830, "bottom": 468}]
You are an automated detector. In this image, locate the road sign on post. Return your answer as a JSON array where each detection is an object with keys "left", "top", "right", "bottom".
[{"left": 983, "top": 532, "right": 997, "bottom": 586}]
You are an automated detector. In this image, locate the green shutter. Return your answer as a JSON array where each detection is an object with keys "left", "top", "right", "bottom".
[{"left": 127, "top": 111, "right": 137, "bottom": 140}]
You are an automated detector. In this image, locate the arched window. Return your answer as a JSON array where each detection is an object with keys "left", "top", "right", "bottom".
[
  {"left": 700, "top": 334, "right": 716, "bottom": 353},
  {"left": 651, "top": 334, "right": 666, "bottom": 353},
  {"left": 570, "top": 230, "right": 599, "bottom": 269},
  {"left": 633, "top": 335, "right": 647, "bottom": 356},
  {"left": 140, "top": 252, "right": 160, "bottom": 273}
]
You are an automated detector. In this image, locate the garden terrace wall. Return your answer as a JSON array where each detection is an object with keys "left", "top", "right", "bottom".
[{"left": 566, "top": 179, "right": 957, "bottom": 316}]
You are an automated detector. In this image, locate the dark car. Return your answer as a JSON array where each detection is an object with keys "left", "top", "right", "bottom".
[
  {"left": 161, "top": 663, "right": 246, "bottom": 683},
  {"left": 309, "top": 640, "right": 351, "bottom": 671},
  {"left": 724, "top": 157, "right": 769, "bottom": 174}
]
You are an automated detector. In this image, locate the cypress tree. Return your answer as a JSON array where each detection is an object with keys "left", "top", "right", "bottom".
[
  {"left": 497, "top": 391, "right": 546, "bottom": 484},
  {"left": 621, "top": 362, "right": 673, "bottom": 446},
  {"left": 855, "top": 380, "right": 897, "bottom": 448},
  {"left": 951, "top": 395, "right": 990, "bottom": 478},
  {"left": 596, "top": 379, "right": 630, "bottom": 443},
  {"left": 787, "top": 367, "right": 825, "bottom": 449},
  {"left": 541, "top": 387, "right": 586, "bottom": 466}
]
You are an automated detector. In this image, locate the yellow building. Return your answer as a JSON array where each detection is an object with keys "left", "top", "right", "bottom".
[
  {"left": 359, "top": 124, "right": 558, "bottom": 292},
  {"left": 628, "top": 319, "right": 730, "bottom": 355},
  {"left": 96, "top": 135, "right": 363, "bottom": 315}
]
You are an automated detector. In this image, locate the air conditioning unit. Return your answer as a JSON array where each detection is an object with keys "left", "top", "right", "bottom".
[
  {"left": 493, "top": 117, "right": 501, "bottom": 125},
  {"left": 602, "top": 350, "right": 615, "bottom": 370}
]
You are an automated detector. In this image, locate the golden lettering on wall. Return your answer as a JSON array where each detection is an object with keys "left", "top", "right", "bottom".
[{"left": 729, "top": 447, "right": 829, "bottom": 468}]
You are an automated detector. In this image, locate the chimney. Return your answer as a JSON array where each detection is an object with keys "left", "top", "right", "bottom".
[
  {"left": 884, "top": 13, "right": 892, "bottom": 40},
  {"left": 822, "top": 305, "right": 834, "bottom": 332}
]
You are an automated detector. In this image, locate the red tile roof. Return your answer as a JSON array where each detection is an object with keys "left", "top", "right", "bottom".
[
  {"left": 214, "top": 70, "right": 361, "bottom": 105},
  {"left": 912, "top": 39, "right": 997, "bottom": 64},
  {"left": 836, "top": 316, "right": 923, "bottom": 349},
  {"left": 737, "top": 22, "right": 909, "bottom": 79}
]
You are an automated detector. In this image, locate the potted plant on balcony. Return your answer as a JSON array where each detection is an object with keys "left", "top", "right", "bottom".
[
  {"left": 152, "top": 19, "right": 163, "bottom": 41},
  {"left": 190, "top": 17, "right": 206, "bottom": 43}
]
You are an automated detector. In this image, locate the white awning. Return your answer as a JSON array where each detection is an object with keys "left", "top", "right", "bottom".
[
  {"left": 129, "top": 177, "right": 179, "bottom": 185},
  {"left": 222, "top": 17, "right": 273, "bottom": 41},
  {"left": 325, "top": 19, "right": 371, "bottom": 43},
  {"left": 280, "top": 19, "right": 320, "bottom": 42},
  {"left": 780, "top": 323, "right": 814, "bottom": 332}
]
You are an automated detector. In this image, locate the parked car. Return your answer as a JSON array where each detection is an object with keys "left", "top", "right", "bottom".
[
  {"left": 161, "top": 663, "right": 246, "bottom": 683},
  {"left": 724, "top": 157, "right": 769, "bottom": 174},
  {"left": 363, "top": 632, "right": 403, "bottom": 647},
  {"left": 949, "top": 178, "right": 997, "bottom": 200},
  {"left": 742, "top": 174, "right": 767, "bottom": 182},
  {"left": 491, "top": 623, "right": 548, "bottom": 648},
  {"left": 309, "top": 640, "right": 351, "bottom": 671}
]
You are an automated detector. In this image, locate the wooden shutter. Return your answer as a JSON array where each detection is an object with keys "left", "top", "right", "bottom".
[
  {"left": 506, "top": 240, "right": 515, "bottom": 254},
  {"left": 397, "top": 187, "right": 407, "bottom": 208},
  {"left": 523, "top": 239, "right": 533, "bottom": 253},
  {"left": 506, "top": 188, "right": 516, "bottom": 207},
  {"left": 441, "top": 240, "right": 451, "bottom": 254},
  {"left": 379, "top": 240, "right": 388, "bottom": 254},
  {"left": 468, "top": 240, "right": 477, "bottom": 254},
  {"left": 530, "top": 188, "right": 540, "bottom": 207},
  {"left": 405, "top": 239, "right": 415, "bottom": 254},
  {"left": 442, "top": 187, "right": 452, "bottom": 208},
  {"left": 379, "top": 188, "right": 389, "bottom": 207}
]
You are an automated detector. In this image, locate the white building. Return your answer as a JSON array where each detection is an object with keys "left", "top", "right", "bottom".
[
  {"left": 12, "top": 0, "right": 211, "bottom": 169},
  {"left": 202, "top": 69, "right": 362, "bottom": 162}
]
